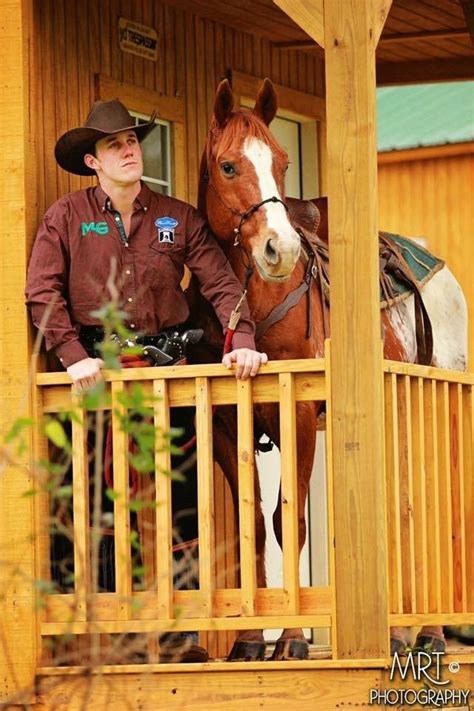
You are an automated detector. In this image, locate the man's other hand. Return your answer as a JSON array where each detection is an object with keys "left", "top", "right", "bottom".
[
  {"left": 222, "top": 349, "right": 268, "bottom": 380},
  {"left": 66, "top": 357, "right": 104, "bottom": 391}
]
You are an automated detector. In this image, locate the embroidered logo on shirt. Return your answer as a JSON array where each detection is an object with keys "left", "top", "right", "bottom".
[
  {"left": 81, "top": 221, "right": 109, "bottom": 236},
  {"left": 155, "top": 217, "right": 178, "bottom": 244}
]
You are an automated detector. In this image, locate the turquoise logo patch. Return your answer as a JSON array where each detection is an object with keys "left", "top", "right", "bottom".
[{"left": 81, "top": 221, "right": 109, "bottom": 236}]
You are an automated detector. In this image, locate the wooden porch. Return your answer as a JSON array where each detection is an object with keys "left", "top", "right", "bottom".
[{"left": 1, "top": 0, "right": 473, "bottom": 708}]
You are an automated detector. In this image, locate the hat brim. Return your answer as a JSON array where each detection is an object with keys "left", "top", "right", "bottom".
[{"left": 54, "top": 118, "right": 157, "bottom": 176}]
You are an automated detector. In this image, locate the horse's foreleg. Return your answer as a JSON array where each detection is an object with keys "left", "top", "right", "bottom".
[
  {"left": 212, "top": 407, "right": 267, "bottom": 662},
  {"left": 271, "top": 402, "right": 318, "bottom": 661}
]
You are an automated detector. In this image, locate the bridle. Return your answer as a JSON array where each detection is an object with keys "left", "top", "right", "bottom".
[{"left": 205, "top": 173, "right": 288, "bottom": 246}]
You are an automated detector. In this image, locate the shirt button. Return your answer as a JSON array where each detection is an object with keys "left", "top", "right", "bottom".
[
  {"left": 130, "top": 323, "right": 135, "bottom": 329},
  {"left": 125, "top": 269, "right": 131, "bottom": 275},
  {"left": 124, "top": 242, "right": 129, "bottom": 247},
  {"left": 143, "top": 206, "right": 148, "bottom": 212},
  {"left": 128, "top": 297, "right": 133, "bottom": 303},
  {"left": 115, "top": 215, "right": 120, "bottom": 221}
]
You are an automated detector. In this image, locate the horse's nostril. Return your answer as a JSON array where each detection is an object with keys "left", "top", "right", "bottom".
[{"left": 264, "top": 238, "right": 279, "bottom": 265}]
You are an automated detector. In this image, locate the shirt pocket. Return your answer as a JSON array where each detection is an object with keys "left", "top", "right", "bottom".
[{"left": 146, "top": 242, "right": 185, "bottom": 291}]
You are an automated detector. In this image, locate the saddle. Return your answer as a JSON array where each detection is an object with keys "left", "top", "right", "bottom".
[{"left": 285, "top": 197, "right": 443, "bottom": 366}]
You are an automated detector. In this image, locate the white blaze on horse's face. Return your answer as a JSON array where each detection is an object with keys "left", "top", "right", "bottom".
[{"left": 243, "top": 137, "right": 300, "bottom": 282}]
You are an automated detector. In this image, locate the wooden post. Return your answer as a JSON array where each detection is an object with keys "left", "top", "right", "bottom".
[
  {"left": 0, "top": 0, "right": 38, "bottom": 701},
  {"left": 324, "top": 0, "right": 391, "bottom": 658}
]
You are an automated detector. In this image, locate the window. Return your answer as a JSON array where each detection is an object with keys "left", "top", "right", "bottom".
[{"left": 131, "top": 112, "right": 172, "bottom": 195}]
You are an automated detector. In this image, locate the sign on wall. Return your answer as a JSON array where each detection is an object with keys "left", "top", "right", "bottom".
[{"left": 118, "top": 18, "right": 158, "bottom": 61}]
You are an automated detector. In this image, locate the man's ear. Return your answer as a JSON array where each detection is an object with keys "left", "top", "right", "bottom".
[{"left": 84, "top": 153, "right": 99, "bottom": 171}]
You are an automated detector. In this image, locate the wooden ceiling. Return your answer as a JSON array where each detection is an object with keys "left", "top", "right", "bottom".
[{"left": 166, "top": 0, "right": 474, "bottom": 84}]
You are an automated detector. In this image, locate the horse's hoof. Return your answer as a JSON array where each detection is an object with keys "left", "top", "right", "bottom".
[
  {"left": 390, "top": 637, "right": 407, "bottom": 656},
  {"left": 227, "top": 640, "right": 266, "bottom": 662},
  {"left": 270, "top": 639, "right": 309, "bottom": 661},
  {"left": 413, "top": 635, "right": 446, "bottom": 653}
]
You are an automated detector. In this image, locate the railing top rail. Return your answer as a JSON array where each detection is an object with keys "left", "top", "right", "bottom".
[
  {"left": 35, "top": 358, "right": 326, "bottom": 386},
  {"left": 384, "top": 359, "right": 474, "bottom": 384}
]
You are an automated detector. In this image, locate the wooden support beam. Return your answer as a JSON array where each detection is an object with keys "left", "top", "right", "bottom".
[
  {"left": 324, "top": 0, "right": 390, "bottom": 659},
  {"left": 0, "top": 0, "right": 37, "bottom": 703},
  {"left": 272, "top": 0, "right": 325, "bottom": 49},
  {"left": 273, "top": 0, "right": 391, "bottom": 49}
]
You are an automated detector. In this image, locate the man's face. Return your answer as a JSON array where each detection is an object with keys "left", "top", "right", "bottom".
[{"left": 86, "top": 130, "right": 143, "bottom": 185}]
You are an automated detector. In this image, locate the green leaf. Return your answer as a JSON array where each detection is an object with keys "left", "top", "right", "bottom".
[
  {"left": 4, "top": 417, "right": 34, "bottom": 444},
  {"left": 53, "top": 485, "right": 73, "bottom": 500},
  {"left": 44, "top": 419, "right": 68, "bottom": 449},
  {"left": 128, "top": 499, "right": 157, "bottom": 512},
  {"left": 132, "top": 565, "right": 147, "bottom": 578}
]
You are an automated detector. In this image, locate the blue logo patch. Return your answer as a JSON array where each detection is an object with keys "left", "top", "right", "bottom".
[{"left": 155, "top": 216, "right": 178, "bottom": 244}]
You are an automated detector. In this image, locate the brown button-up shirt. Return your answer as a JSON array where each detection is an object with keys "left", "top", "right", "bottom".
[{"left": 26, "top": 184, "right": 255, "bottom": 367}]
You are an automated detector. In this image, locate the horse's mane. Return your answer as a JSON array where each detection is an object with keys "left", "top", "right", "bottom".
[
  {"left": 207, "top": 108, "right": 283, "bottom": 163},
  {"left": 198, "top": 108, "right": 285, "bottom": 218}
]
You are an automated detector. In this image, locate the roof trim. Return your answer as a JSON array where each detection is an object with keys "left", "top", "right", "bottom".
[{"left": 378, "top": 141, "right": 474, "bottom": 164}]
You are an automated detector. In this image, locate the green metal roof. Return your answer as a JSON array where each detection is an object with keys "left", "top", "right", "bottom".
[{"left": 377, "top": 81, "right": 474, "bottom": 153}]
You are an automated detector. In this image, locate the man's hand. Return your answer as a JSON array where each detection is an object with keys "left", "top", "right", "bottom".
[
  {"left": 222, "top": 349, "right": 268, "bottom": 380},
  {"left": 66, "top": 357, "right": 104, "bottom": 391}
]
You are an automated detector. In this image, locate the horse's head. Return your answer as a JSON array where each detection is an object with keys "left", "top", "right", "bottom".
[{"left": 200, "top": 78, "right": 301, "bottom": 282}]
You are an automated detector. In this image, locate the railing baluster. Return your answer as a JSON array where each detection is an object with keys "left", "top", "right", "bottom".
[
  {"left": 111, "top": 381, "right": 132, "bottom": 619},
  {"left": 279, "top": 373, "right": 299, "bottom": 615},
  {"left": 195, "top": 377, "right": 215, "bottom": 618},
  {"left": 451, "top": 383, "right": 466, "bottom": 611},
  {"left": 71, "top": 398, "right": 90, "bottom": 622},
  {"left": 425, "top": 380, "right": 442, "bottom": 612},
  {"left": 398, "top": 376, "right": 415, "bottom": 613},
  {"left": 153, "top": 379, "right": 173, "bottom": 620},
  {"left": 237, "top": 379, "right": 256, "bottom": 616},
  {"left": 437, "top": 381, "right": 454, "bottom": 611},
  {"left": 385, "top": 374, "right": 403, "bottom": 614},
  {"left": 411, "top": 377, "right": 428, "bottom": 613},
  {"left": 464, "top": 385, "right": 474, "bottom": 612}
]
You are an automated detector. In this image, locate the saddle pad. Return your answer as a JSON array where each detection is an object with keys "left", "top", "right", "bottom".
[{"left": 380, "top": 233, "right": 444, "bottom": 308}]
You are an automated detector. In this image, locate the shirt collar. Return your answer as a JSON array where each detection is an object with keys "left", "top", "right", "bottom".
[{"left": 95, "top": 182, "right": 154, "bottom": 214}]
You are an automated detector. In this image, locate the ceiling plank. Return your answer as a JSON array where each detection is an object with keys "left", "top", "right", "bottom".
[
  {"left": 459, "top": 0, "right": 474, "bottom": 43},
  {"left": 382, "top": 27, "right": 469, "bottom": 42},
  {"left": 273, "top": 0, "right": 325, "bottom": 48},
  {"left": 376, "top": 55, "right": 474, "bottom": 83}
]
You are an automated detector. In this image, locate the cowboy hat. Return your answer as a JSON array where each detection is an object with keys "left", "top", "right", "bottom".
[{"left": 54, "top": 99, "right": 157, "bottom": 176}]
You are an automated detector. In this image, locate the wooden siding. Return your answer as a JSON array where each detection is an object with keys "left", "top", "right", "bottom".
[
  {"left": 30, "top": 0, "right": 324, "bottom": 250},
  {"left": 378, "top": 151, "right": 474, "bottom": 363}
]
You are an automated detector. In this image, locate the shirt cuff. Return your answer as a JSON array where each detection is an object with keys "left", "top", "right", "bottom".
[
  {"left": 231, "top": 332, "right": 256, "bottom": 351},
  {"left": 55, "top": 339, "right": 90, "bottom": 368}
]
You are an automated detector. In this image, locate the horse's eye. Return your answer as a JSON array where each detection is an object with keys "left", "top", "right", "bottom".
[
  {"left": 284, "top": 163, "right": 290, "bottom": 174},
  {"left": 221, "top": 162, "right": 235, "bottom": 177}
]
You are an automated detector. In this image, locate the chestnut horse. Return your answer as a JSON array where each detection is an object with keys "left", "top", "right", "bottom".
[{"left": 192, "top": 77, "right": 467, "bottom": 660}]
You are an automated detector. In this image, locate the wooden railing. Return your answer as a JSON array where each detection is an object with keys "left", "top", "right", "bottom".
[
  {"left": 384, "top": 361, "right": 474, "bottom": 627},
  {"left": 33, "top": 355, "right": 473, "bottom": 667},
  {"left": 34, "top": 359, "right": 333, "bottom": 662}
]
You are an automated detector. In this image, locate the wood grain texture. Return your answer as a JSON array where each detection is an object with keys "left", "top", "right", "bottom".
[
  {"left": 0, "top": 0, "right": 37, "bottom": 702},
  {"left": 324, "top": 0, "right": 390, "bottom": 658}
]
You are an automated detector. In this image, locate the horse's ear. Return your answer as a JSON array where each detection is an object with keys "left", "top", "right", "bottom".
[
  {"left": 214, "top": 79, "right": 234, "bottom": 127},
  {"left": 254, "top": 78, "right": 277, "bottom": 126}
]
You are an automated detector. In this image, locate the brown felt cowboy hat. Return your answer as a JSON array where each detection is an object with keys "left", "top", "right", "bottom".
[{"left": 54, "top": 99, "right": 157, "bottom": 176}]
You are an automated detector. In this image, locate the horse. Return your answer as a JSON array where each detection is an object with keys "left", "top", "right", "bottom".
[{"left": 190, "top": 77, "right": 467, "bottom": 660}]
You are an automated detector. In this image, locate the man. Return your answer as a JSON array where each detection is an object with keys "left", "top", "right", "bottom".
[
  {"left": 27, "top": 99, "right": 267, "bottom": 389},
  {"left": 26, "top": 99, "right": 268, "bottom": 663}
]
